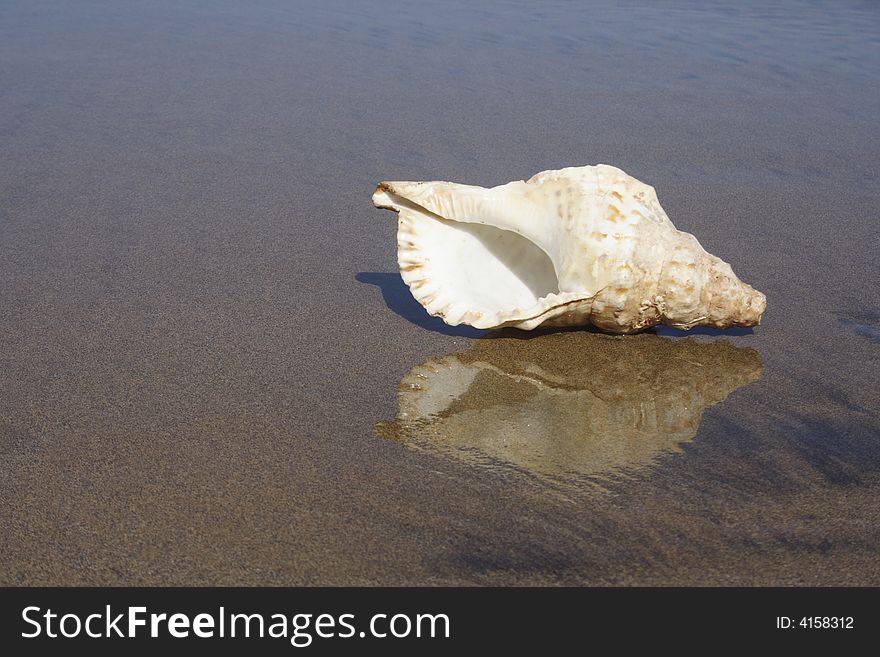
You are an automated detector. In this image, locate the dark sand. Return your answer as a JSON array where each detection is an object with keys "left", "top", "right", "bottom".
[{"left": 1, "top": 0, "right": 878, "bottom": 585}]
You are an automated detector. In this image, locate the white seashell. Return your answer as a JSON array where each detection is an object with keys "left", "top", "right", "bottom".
[
  {"left": 376, "top": 332, "right": 763, "bottom": 480},
  {"left": 372, "top": 165, "right": 766, "bottom": 333}
]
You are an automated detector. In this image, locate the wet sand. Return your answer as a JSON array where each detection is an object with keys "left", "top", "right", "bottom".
[{"left": 1, "top": 0, "right": 878, "bottom": 585}]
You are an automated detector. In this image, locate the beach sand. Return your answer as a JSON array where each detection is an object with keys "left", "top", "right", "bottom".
[{"left": 1, "top": 0, "right": 878, "bottom": 584}]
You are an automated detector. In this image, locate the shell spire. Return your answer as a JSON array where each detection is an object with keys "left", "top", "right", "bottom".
[{"left": 372, "top": 165, "right": 766, "bottom": 334}]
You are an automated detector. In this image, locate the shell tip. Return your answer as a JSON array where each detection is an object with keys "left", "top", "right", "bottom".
[{"left": 372, "top": 182, "right": 399, "bottom": 211}]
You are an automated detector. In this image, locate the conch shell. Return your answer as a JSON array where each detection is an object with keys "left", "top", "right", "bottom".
[
  {"left": 372, "top": 165, "right": 766, "bottom": 333},
  {"left": 376, "top": 331, "right": 763, "bottom": 481}
]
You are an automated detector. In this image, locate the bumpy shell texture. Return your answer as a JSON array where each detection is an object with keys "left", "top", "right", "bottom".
[
  {"left": 372, "top": 165, "right": 766, "bottom": 333},
  {"left": 376, "top": 332, "right": 763, "bottom": 481}
]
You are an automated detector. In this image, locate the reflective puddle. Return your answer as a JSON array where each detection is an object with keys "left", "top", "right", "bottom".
[{"left": 377, "top": 331, "right": 763, "bottom": 482}]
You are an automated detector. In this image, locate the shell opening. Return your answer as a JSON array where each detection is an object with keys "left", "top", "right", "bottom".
[{"left": 381, "top": 189, "right": 561, "bottom": 328}]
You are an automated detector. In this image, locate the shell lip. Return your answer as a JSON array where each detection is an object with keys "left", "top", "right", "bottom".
[
  {"left": 372, "top": 182, "right": 398, "bottom": 211},
  {"left": 460, "top": 291, "right": 594, "bottom": 330},
  {"left": 372, "top": 180, "right": 396, "bottom": 210},
  {"left": 493, "top": 293, "right": 596, "bottom": 330}
]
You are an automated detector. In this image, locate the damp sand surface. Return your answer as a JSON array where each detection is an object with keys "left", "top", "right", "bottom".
[{"left": 1, "top": 0, "right": 879, "bottom": 585}]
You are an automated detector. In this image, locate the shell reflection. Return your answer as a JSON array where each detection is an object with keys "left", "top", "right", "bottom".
[{"left": 377, "top": 332, "right": 763, "bottom": 481}]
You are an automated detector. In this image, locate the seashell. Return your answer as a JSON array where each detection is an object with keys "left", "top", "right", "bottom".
[
  {"left": 372, "top": 165, "right": 766, "bottom": 333},
  {"left": 375, "top": 332, "right": 763, "bottom": 481}
]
